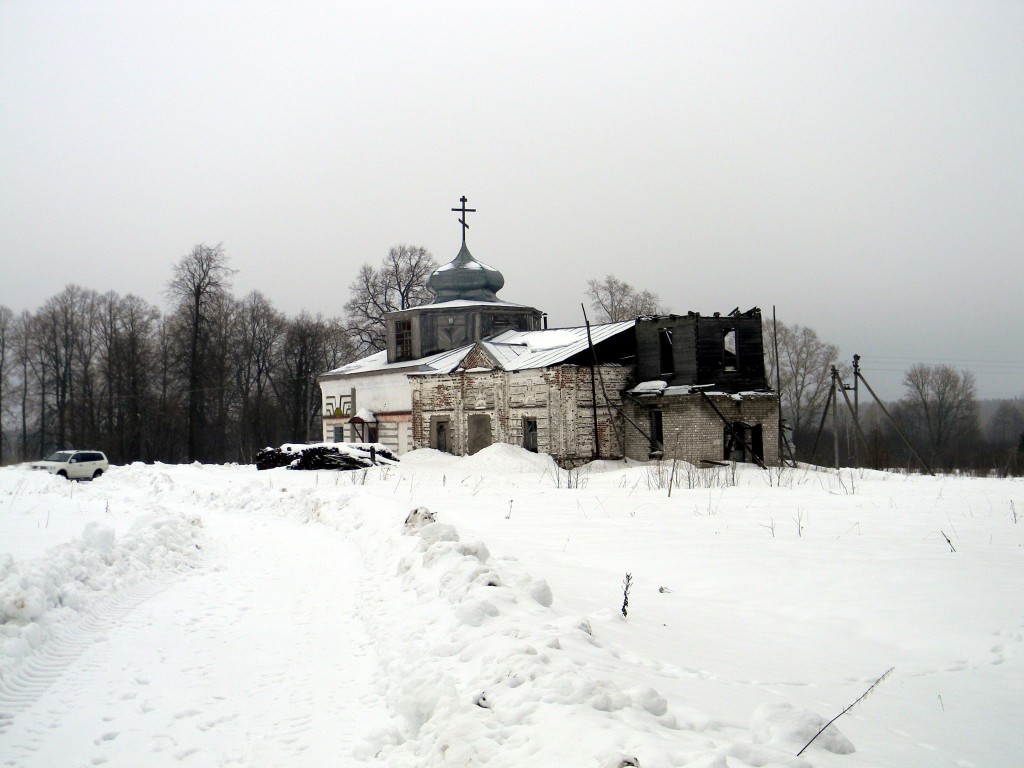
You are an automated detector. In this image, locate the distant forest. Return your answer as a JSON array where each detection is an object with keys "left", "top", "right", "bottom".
[{"left": 1, "top": 245, "right": 1022, "bottom": 474}]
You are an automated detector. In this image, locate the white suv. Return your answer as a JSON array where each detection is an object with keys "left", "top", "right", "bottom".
[{"left": 31, "top": 450, "right": 109, "bottom": 480}]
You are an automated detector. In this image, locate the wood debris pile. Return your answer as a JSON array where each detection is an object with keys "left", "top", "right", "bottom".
[{"left": 255, "top": 443, "right": 398, "bottom": 471}]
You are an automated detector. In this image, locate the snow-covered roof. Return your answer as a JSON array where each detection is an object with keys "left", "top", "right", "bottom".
[{"left": 351, "top": 407, "right": 376, "bottom": 422}]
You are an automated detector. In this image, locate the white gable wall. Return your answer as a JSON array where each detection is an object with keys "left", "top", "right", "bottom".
[{"left": 320, "top": 370, "right": 414, "bottom": 452}]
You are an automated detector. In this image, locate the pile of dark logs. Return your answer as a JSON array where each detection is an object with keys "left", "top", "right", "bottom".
[{"left": 255, "top": 443, "right": 398, "bottom": 471}]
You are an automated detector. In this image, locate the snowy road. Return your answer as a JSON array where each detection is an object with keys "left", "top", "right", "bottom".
[{"left": 1, "top": 508, "right": 389, "bottom": 767}]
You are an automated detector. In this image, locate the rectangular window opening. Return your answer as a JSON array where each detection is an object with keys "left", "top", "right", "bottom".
[
  {"left": 723, "top": 328, "right": 737, "bottom": 372},
  {"left": 658, "top": 328, "right": 674, "bottom": 376},
  {"left": 395, "top": 320, "right": 413, "bottom": 360},
  {"left": 649, "top": 409, "right": 664, "bottom": 456}
]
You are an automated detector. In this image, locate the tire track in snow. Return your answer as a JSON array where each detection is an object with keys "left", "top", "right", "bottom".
[{"left": 0, "top": 574, "right": 184, "bottom": 723}]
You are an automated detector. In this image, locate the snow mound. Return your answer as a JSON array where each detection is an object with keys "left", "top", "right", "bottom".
[
  {"left": 458, "top": 443, "right": 558, "bottom": 473},
  {"left": 751, "top": 701, "right": 856, "bottom": 755}
]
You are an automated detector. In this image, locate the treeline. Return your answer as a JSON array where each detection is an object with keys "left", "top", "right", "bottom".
[{"left": 0, "top": 244, "right": 353, "bottom": 465}]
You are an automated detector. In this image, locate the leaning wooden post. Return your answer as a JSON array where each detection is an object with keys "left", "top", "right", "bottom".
[
  {"left": 808, "top": 383, "right": 834, "bottom": 465},
  {"left": 856, "top": 369, "right": 935, "bottom": 476}
]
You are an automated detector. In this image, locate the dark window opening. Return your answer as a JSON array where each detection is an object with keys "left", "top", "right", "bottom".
[
  {"left": 658, "top": 328, "right": 674, "bottom": 376},
  {"left": 523, "top": 418, "right": 538, "bottom": 452},
  {"left": 395, "top": 320, "right": 413, "bottom": 360},
  {"left": 750, "top": 424, "right": 763, "bottom": 462},
  {"left": 649, "top": 409, "right": 664, "bottom": 455},
  {"left": 333, "top": 425, "right": 345, "bottom": 442},
  {"left": 723, "top": 422, "right": 763, "bottom": 463},
  {"left": 723, "top": 328, "right": 737, "bottom": 372}
]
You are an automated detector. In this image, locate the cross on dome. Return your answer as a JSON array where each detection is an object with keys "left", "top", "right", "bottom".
[{"left": 451, "top": 195, "right": 476, "bottom": 246}]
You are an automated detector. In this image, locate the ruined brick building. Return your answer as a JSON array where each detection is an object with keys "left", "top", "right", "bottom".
[{"left": 318, "top": 199, "right": 780, "bottom": 466}]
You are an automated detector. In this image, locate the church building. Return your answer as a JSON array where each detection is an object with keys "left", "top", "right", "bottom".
[
  {"left": 318, "top": 198, "right": 780, "bottom": 466},
  {"left": 318, "top": 197, "right": 545, "bottom": 454}
]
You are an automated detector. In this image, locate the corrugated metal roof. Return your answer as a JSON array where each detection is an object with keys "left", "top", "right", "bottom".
[
  {"left": 482, "top": 320, "right": 635, "bottom": 370},
  {"left": 321, "top": 321, "right": 635, "bottom": 379}
]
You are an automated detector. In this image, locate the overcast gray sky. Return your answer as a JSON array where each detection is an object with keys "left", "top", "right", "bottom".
[{"left": 2, "top": 1, "right": 1022, "bottom": 400}]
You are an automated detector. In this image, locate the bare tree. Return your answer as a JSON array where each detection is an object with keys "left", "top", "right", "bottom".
[
  {"left": 107, "top": 294, "right": 161, "bottom": 462},
  {"left": 764, "top": 320, "right": 845, "bottom": 453},
  {"left": 987, "top": 400, "right": 1024, "bottom": 447},
  {"left": 69, "top": 289, "right": 102, "bottom": 449},
  {"left": 899, "top": 363, "right": 979, "bottom": 468},
  {"left": 35, "top": 285, "right": 101, "bottom": 450},
  {"left": 985, "top": 400, "right": 1024, "bottom": 475},
  {"left": 12, "top": 311, "right": 39, "bottom": 460},
  {"left": 0, "top": 305, "right": 12, "bottom": 463},
  {"left": 151, "top": 315, "right": 187, "bottom": 461},
  {"left": 585, "top": 275, "right": 664, "bottom": 323},
  {"left": 231, "top": 291, "right": 286, "bottom": 459},
  {"left": 273, "top": 312, "right": 354, "bottom": 443},
  {"left": 344, "top": 245, "right": 438, "bottom": 355},
  {"left": 166, "top": 243, "right": 235, "bottom": 462}
]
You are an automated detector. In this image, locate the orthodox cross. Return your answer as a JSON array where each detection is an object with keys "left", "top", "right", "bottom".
[{"left": 451, "top": 195, "right": 476, "bottom": 246}]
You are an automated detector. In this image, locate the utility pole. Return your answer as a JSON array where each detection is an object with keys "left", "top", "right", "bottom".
[
  {"left": 852, "top": 354, "right": 861, "bottom": 468},
  {"left": 773, "top": 306, "right": 785, "bottom": 465},
  {"left": 831, "top": 366, "right": 840, "bottom": 470}
]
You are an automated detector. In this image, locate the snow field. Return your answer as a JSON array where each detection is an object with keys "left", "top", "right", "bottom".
[{"left": 1, "top": 449, "right": 1022, "bottom": 767}]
